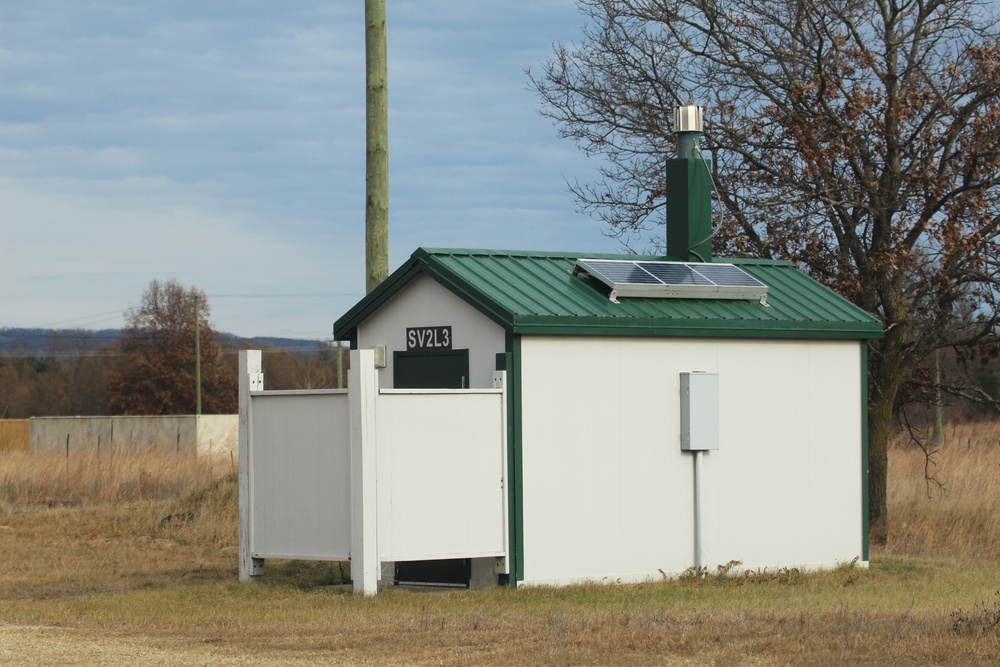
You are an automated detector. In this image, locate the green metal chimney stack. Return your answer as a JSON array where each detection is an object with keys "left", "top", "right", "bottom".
[{"left": 666, "top": 105, "right": 713, "bottom": 263}]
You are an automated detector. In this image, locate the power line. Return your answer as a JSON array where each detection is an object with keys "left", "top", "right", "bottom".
[
  {"left": 1, "top": 345, "right": 337, "bottom": 360},
  {"left": 5, "top": 290, "right": 362, "bottom": 355},
  {"left": 14, "top": 292, "right": 361, "bottom": 331},
  {"left": 1, "top": 331, "right": 122, "bottom": 341},
  {"left": 31, "top": 310, "right": 125, "bottom": 329},
  {"left": 0, "top": 350, "right": 125, "bottom": 359},
  {"left": 209, "top": 293, "right": 360, "bottom": 298}
]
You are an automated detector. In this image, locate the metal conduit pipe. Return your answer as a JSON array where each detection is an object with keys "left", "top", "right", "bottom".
[
  {"left": 693, "top": 449, "right": 704, "bottom": 570},
  {"left": 681, "top": 371, "right": 718, "bottom": 573}
]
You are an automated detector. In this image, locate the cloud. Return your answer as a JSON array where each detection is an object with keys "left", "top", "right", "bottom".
[{"left": 0, "top": 0, "right": 618, "bottom": 338}]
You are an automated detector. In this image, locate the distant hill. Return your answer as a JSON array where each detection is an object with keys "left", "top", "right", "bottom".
[
  {"left": 216, "top": 332, "right": 334, "bottom": 353},
  {"left": 0, "top": 327, "right": 327, "bottom": 357}
]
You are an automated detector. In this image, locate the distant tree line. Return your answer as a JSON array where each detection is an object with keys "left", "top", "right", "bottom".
[
  {"left": 3, "top": 280, "right": 990, "bottom": 424},
  {"left": 0, "top": 321, "right": 990, "bottom": 422},
  {"left": 0, "top": 280, "right": 347, "bottom": 419}
]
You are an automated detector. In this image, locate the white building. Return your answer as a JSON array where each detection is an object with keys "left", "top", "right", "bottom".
[
  {"left": 326, "top": 246, "right": 882, "bottom": 588},
  {"left": 241, "top": 107, "right": 882, "bottom": 592}
]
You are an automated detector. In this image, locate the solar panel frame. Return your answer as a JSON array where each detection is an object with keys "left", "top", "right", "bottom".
[
  {"left": 579, "top": 260, "right": 661, "bottom": 285},
  {"left": 638, "top": 262, "right": 713, "bottom": 286},
  {"left": 575, "top": 258, "right": 768, "bottom": 303},
  {"left": 690, "top": 263, "right": 766, "bottom": 288}
]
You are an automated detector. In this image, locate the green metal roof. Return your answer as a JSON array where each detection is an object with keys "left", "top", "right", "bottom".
[{"left": 334, "top": 248, "right": 883, "bottom": 340}]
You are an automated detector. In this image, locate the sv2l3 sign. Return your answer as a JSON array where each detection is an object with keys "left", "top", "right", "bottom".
[{"left": 406, "top": 326, "right": 452, "bottom": 350}]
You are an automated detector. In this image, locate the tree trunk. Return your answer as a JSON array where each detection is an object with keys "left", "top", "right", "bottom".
[
  {"left": 866, "top": 335, "right": 908, "bottom": 547},
  {"left": 867, "top": 389, "right": 893, "bottom": 545}
]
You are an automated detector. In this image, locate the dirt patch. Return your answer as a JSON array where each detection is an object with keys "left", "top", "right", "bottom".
[{"left": 0, "top": 624, "right": 354, "bottom": 667}]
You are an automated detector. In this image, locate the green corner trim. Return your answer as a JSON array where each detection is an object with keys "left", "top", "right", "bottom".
[
  {"left": 861, "top": 341, "right": 870, "bottom": 561},
  {"left": 508, "top": 336, "right": 524, "bottom": 585}
]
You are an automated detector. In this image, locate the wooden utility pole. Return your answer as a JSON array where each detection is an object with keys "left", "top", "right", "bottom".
[
  {"left": 365, "top": 0, "right": 389, "bottom": 294},
  {"left": 194, "top": 293, "right": 202, "bottom": 415}
]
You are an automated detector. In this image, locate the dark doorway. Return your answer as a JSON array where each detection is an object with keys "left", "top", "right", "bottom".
[
  {"left": 395, "top": 557, "right": 471, "bottom": 588},
  {"left": 392, "top": 348, "right": 472, "bottom": 587},
  {"left": 393, "top": 349, "right": 469, "bottom": 389}
]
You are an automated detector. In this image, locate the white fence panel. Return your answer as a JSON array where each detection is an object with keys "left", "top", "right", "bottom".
[
  {"left": 239, "top": 350, "right": 509, "bottom": 593},
  {"left": 376, "top": 389, "right": 506, "bottom": 561},
  {"left": 250, "top": 390, "right": 351, "bottom": 560}
]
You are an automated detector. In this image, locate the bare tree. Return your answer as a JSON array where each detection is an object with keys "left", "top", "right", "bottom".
[
  {"left": 110, "top": 280, "right": 237, "bottom": 415},
  {"left": 260, "top": 344, "right": 343, "bottom": 390},
  {"left": 531, "top": 0, "right": 1000, "bottom": 542}
]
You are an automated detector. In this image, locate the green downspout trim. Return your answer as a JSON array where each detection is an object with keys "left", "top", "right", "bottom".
[
  {"left": 861, "top": 341, "right": 870, "bottom": 561},
  {"left": 502, "top": 335, "right": 524, "bottom": 586},
  {"left": 513, "top": 337, "right": 524, "bottom": 584},
  {"left": 496, "top": 340, "right": 523, "bottom": 587}
]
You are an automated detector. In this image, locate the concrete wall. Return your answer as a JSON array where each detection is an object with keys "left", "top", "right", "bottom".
[
  {"left": 197, "top": 415, "right": 239, "bottom": 458},
  {"left": 29, "top": 415, "right": 238, "bottom": 457},
  {"left": 518, "top": 336, "right": 864, "bottom": 586},
  {"left": 0, "top": 420, "right": 29, "bottom": 453}
]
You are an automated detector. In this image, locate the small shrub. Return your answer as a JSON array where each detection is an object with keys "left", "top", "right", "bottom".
[{"left": 951, "top": 591, "right": 1000, "bottom": 636}]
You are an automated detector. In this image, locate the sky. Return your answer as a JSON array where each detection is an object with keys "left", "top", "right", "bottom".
[{"left": 1, "top": 1, "right": 623, "bottom": 341}]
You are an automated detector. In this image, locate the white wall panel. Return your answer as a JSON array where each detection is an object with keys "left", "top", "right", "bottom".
[
  {"left": 250, "top": 391, "right": 351, "bottom": 560},
  {"left": 357, "top": 275, "right": 506, "bottom": 389},
  {"left": 376, "top": 390, "right": 506, "bottom": 560},
  {"left": 519, "top": 337, "right": 862, "bottom": 586}
]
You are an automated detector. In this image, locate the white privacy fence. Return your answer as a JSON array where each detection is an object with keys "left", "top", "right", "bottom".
[
  {"left": 238, "top": 349, "right": 508, "bottom": 595},
  {"left": 375, "top": 390, "right": 508, "bottom": 562},
  {"left": 248, "top": 390, "right": 352, "bottom": 561}
]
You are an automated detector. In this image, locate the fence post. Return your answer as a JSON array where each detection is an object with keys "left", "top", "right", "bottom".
[
  {"left": 349, "top": 349, "right": 379, "bottom": 595},
  {"left": 493, "top": 370, "right": 511, "bottom": 577},
  {"left": 239, "top": 350, "right": 265, "bottom": 582}
]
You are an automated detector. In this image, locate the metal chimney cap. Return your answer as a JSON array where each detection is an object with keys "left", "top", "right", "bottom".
[{"left": 673, "top": 105, "right": 704, "bottom": 134}]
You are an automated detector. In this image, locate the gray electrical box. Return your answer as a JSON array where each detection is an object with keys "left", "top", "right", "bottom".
[{"left": 680, "top": 372, "right": 719, "bottom": 451}]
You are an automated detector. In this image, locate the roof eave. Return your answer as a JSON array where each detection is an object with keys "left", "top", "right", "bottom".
[
  {"left": 333, "top": 255, "right": 423, "bottom": 339},
  {"left": 511, "top": 315, "right": 883, "bottom": 340},
  {"left": 334, "top": 248, "right": 884, "bottom": 343},
  {"left": 333, "top": 248, "right": 518, "bottom": 339}
]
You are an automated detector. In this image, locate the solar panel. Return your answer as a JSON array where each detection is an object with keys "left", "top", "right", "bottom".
[
  {"left": 591, "top": 262, "right": 662, "bottom": 285},
  {"left": 640, "top": 262, "right": 713, "bottom": 286},
  {"left": 691, "top": 263, "right": 765, "bottom": 287},
  {"left": 574, "top": 258, "right": 769, "bottom": 304}
]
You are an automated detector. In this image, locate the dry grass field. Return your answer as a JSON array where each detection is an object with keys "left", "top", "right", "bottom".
[
  {"left": 0, "top": 421, "right": 998, "bottom": 665},
  {"left": 882, "top": 420, "right": 1000, "bottom": 561}
]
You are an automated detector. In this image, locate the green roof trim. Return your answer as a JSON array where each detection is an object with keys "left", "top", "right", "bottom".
[{"left": 334, "top": 248, "right": 884, "bottom": 341}]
